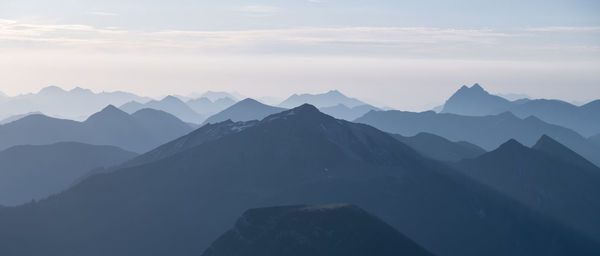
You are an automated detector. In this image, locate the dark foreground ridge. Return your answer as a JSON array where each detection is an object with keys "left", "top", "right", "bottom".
[{"left": 202, "top": 203, "right": 434, "bottom": 256}]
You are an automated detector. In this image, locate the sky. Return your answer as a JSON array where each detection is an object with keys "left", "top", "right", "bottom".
[{"left": 1, "top": 0, "right": 599, "bottom": 110}]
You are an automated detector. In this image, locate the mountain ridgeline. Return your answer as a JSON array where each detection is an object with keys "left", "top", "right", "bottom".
[
  {"left": 0, "top": 105, "right": 597, "bottom": 256},
  {"left": 0, "top": 105, "right": 193, "bottom": 153},
  {"left": 442, "top": 83, "right": 600, "bottom": 137}
]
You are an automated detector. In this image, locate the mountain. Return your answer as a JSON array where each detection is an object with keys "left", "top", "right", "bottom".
[
  {"left": 119, "top": 119, "right": 258, "bottom": 169},
  {"left": 320, "top": 104, "right": 380, "bottom": 121},
  {"left": 201, "top": 204, "right": 434, "bottom": 256},
  {"left": 119, "top": 100, "right": 146, "bottom": 114},
  {"left": 440, "top": 84, "right": 600, "bottom": 136},
  {"left": 0, "top": 105, "right": 193, "bottom": 153},
  {"left": 0, "top": 111, "right": 43, "bottom": 125},
  {"left": 186, "top": 97, "right": 236, "bottom": 117},
  {"left": 203, "top": 98, "right": 286, "bottom": 124},
  {"left": 0, "top": 142, "right": 136, "bottom": 206},
  {"left": 279, "top": 90, "right": 367, "bottom": 108},
  {"left": 442, "top": 83, "right": 513, "bottom": 116},
  {"left": 392, "top": 132, "right": 486, "bottom": 162},
  {"left": 0, "top": 86, "right": 150, "bottom": 121},
  {"left": 355, "top": 110, "right": 600, "bottom": 166},
  {"left": 0, "top": 105, "right": 597, "bottom": 256},
  {"left": 509, "top": 99, "right": 600, "bottom": 137},
  {"left": 456, "top": 136, "right": 600, "bottom": 241},
  {"left": 200, "top": 91, "right": 241, "bottom": 101}
]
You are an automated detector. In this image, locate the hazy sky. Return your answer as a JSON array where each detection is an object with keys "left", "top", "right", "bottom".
[{"left": 1, "top": 0, "right": 599, "bottom": 110}]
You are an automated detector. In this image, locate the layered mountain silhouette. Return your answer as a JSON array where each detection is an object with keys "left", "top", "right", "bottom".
[
  {"left": 320, "top": 104, "right": 380, "bottom": 121},
  {"left": 279, "top": 90, "right": 366, "bottom": 108},
  {"left": 0, "top": 142, "right": 136, "bottom": 206},
  {"left": 441, "top": 84, "right": 600, "bottom": 136},
  {"left": 355, "top": 110, "right": 600, "bottom": 166},
  {"left": 0, "top": 105, "right": 597, "bottom": 256},
  {"left": 186, "top": 97, "right": 236, "bottom": 117},
  {"left": 392, "top": 132, "right": 486, "bottom": 162},
  {"left": 456, "top": 136, "right": 600, "bottom": 241},
  {"left": 201, "top": 204, "right": 434, "bottom": 256},
  {"left": 119, "top": 96, "right": 204, "bottom": 123},
  {"left": 0, "top": 105, "right": 193, "bottom": 153},
  {"left": 0, "top": 86, "right": 150, "bottom": 121},
  {"left": 0, "top": 111, "right": 43, "bottom": 125},
  {"left": 203, "top": 98, "right": 286, "bottom": 124}
]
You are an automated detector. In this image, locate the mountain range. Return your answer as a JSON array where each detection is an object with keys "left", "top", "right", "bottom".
[
  {"left": 0, "top": 105, "right": 193, "bottom": 153},
  {"left": 355, "top": 110, "right": 600, "bottom": 166},
  {"left": 120, "top": 96, "right": 205, "bottom": 123},
  {"left": 456, "top": 135, "right": 600, "bottom": 241},
  {"left": 442, "top": 84, "right": 600, "bottom": 137},
  {"left": 201, "top": 204, "right": 434, "bottom": 256},
  {"left": 0, "top": 142, "right": 136, "bottom": 206},
  {"left": 0, "top": 105, "right": 596, "bottom": 256},
  {"left": 0, "top": 86, "right": 151, "bottom": 121}
]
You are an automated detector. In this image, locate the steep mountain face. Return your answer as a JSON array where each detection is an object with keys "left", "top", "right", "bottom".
[
  {"left": 0, "top": 142, "right": 136, "bottom": 206},
  {"left": 186, "top": 97, "right": 236, "bottom": 117},
  {"left": 201, "top": 204, "right": 434, "bottom": 256},
  {"left": 456, "top": 136, "right": 600, "bottom": 241},
  {"left": 392, "top": 132, "right": 486, "bottom": 162},
  {"left": 119, "top": 119, "right": 258, "bottom": 168},
  {"left": 440, "top": 84, "right": 600, "bottom": 137},
  {"left": 0, "top": 105, "right": 596, "bottom": 256},
  {"left": 203, "top": 98, "right": 286, "bottom": 124},
  {"left": 442, "top": 83, "right": 513, "bottom": 116},
  {"left": 0, "top": 86, "right": 150, "bottom": 121},
  {"left": 320, "top": 104, "right": 380, "bottom": 121},
  {"left": 355, "top": 110, "right": 600, "bottom": 166},
  {"left": 279, "top": 90, "right": 366, "bottom": 108},
  {"left": 0, "top": 105, "right": 193, "bottom": 153}
]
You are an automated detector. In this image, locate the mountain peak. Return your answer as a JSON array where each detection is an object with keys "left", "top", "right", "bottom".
[
  {"left": 161, "top": 95, "right": 184, "bottom": 103},
  {"left": 497, "top": 139, "right": 526, "bottom": 151},
  {"left": 471, "top": 83, "right": 484, "bottom": 91},
  {"left": 85, "top": 105, "right": 131, "bottom": 123},
  {"left": 39, "top": 86, "right": 66, "bottom": 94}
]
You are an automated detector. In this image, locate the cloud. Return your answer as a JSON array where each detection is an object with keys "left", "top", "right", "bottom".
[
  {"left": 239, "top": 5, "right": 280, "bottom": 17},
  {"left": 88, "top": 11, "right": 119, "bottom": 17},
  {"left": 0, "top": 19, "right": 597, "bottom": 61},
  {"left": 525, "top": 26, "right": 600, "bottom": 32}
]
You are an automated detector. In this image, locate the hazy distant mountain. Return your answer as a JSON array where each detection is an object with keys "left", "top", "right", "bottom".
[
  {"left": 201, "top": 204, "right": 434, "bottom": 256},
  {"left": 442, "top": 83, "right": 513, "bottom": 116},
  {"left": 0, "top": 86, "right": 150, "bottom": 121},
  {"left": 0, "top": 111, "right": 43, "bottom": 125},
  {"left": 457, "top": 136, "right": 600, "bottom": 241},
  {"left": 200, "top": 91, "right": 241, "bottom": 101},
  {"left": 356, "top": 110, "right": 600, "bottom": 166},
  {"left": 392, "top": 132, "right": 486, "bottom": 162},
  {"left": 509, "top": 99, "right": 600, "bottom": 137},
  {"left": 279, "top": 90, "right": 366, "bottom": 108},
  {"left": 203, "top": 98, "right": 286, "bottom": 124},
  {"left": 186, "top": 97, "right": 236, "bottom": 117},
  {"left": 0, "top": 106, "right": 193, "bottom": 153},
  {"left": 119, "top": 96, "right": 204, "bottom": 123},
  {"left": 0, "top": 142, "right": 136, "bottom": 206},
  {"left": 320, "top": 104, "right": 380, "bottom": 121},
  {"left": 0, "top": 105, "right": 596, "bottom": 256},
  {"left": 441, "top": 84, "right": 600, "bottom": 136}
]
